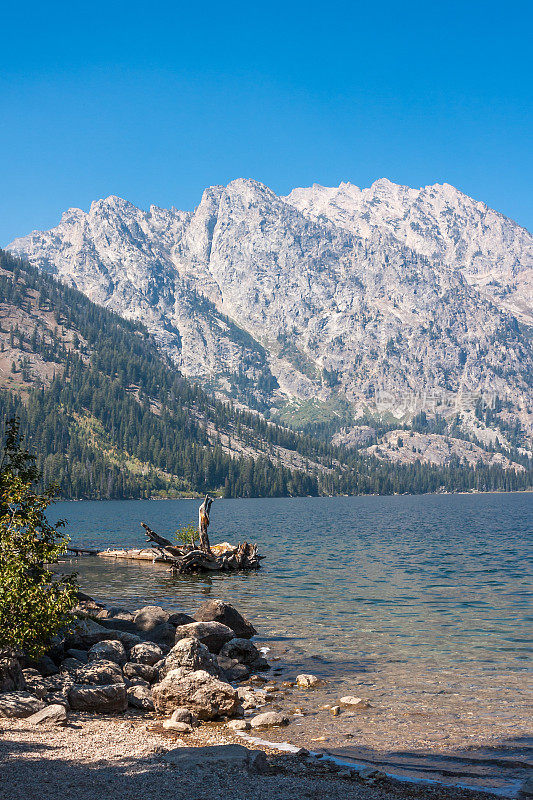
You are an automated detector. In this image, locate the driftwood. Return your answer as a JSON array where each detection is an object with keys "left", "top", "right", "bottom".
[
  {"left": 141, "top": 498, "right": 262, "bottom": 573},
  {"left": 198, "top": 494, "right": 213, "bottom": 554}
]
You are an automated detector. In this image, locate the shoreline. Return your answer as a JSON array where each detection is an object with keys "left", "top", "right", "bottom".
[
  {"left": 2, "top": 593, "right": 530, "bottom": 800},
  {"left": 53, "top": 488, "right": 533, "bottom": 502}
]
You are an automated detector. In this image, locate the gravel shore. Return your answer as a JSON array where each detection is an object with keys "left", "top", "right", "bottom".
[{"left": 1, "top": 712, "right": 504, "bottom": 800}]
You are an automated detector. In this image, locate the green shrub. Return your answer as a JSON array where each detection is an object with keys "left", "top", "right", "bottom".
[
  {"left": 0, "top": 417, "right": 78, "bottom": 657},
  {"left": 173, "top": 521, "right": 197, "bottom": 548}
]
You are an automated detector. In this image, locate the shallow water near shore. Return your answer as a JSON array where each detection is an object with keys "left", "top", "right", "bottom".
[{"left": 59, "top": 494, "right": 532, "bottom": 792}]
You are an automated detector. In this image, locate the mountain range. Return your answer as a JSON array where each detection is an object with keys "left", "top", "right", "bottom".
[{"left": 8, "top": 178, "right": 533, "bottom": 456}]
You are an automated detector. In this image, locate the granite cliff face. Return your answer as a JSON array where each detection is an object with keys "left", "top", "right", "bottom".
[{"left": 9, "top": 178, "right": 533, "bottom": 446}]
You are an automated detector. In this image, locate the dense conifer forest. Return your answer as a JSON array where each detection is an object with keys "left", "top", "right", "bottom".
[{"left": 0, "top": 249, "right": 530, "bottom": 499}]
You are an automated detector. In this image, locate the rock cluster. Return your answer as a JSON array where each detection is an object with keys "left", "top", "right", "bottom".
[{"left": 0, "top": 597, "right": 265, "bottom": 724}]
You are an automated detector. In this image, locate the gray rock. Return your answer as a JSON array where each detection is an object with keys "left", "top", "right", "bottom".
[
  {"left": 152, "top": 668, "right": 241, "bottom": 719},
  {"left": 107, "top": 607, "right": 135, "bottom": 621},
  {"left": 43, "top": 692, "right": 70, "bottom": 708},
  {"left": 340, "top": 695, "right": 371, "bottom": 709},
  {"left": 0, "top": 657, "right": 24, "bottom": 692},
  {"left": 75, "top": 659, "right": 124, "bottom": 685},
  {"left": 174, "top": 621, "right": 235, "bottom": 654},
  {"left": 112, "top": 630, "right": 142, "bottom": 650},
  {"left": 226, "top": 718, "right": 251, "bottom": 731},
  {"left": 123, "top": 661, "right": 158, "bottom": 684},
  {"left": 26, "top": 703, "right": 68, "bottom": 726},
  {"left": 133, "top": 605, "right": 169, "bottom": 632},
  {"left": 127, "top": 685, "right": 154, "bottom": 710},
  {"left": 162, "top": 743, "right": 268, "bottom": 773},
  {"left": 144, "top": 622, "right": 175, "bottom": 649},
  {"left": 0, "top": 692, "right": 45, "bottom": 718},
  {"left": 21, "top": 669, "right": 47, "bottom": 698},
  {"left": 88, "top": 640, "right": 127, "bottom": 665},
  {"left": 194, "top": 600, "right": 257, "bottom": 639},
  {"left": 249, "top": 711, "right": 290, "bottom": 728},
  {"left": 65, "top": 618, "right": 115, "bottom": 649},
  {"left": 219, "top": 638, "right": 261, "bottom": 666},
  {"left": 61, "top": 657, "right": 84, "bottom": 673},
  {"left": 36, "top": 655, "right": 59, "bottom": 676},
  {"left": 65, "top": 648, "right": 88, "bottom": 664},
  {"left": 161, "top": 637, "right": 221, "bottom": 678},
  {"left": 97, "top": 617, "right": 139, "bottom": 634},
  {"left": 218, "top": 657, "right": 250, "bottom": 682},
  {"left": 127, "top": 676, "right": 150, "bottom": 687},
  {"left": 162, "top": 719, "right": 193, "bottom": 733},
  {"left": 237, "top": 687, "right": 265, "bottom": 710},
  {"left": 164, "top": 707, "right": 199, "bottom": 726},
  {"left": 296, "top": 673, "right": 326, "bottom": 688},
  {"left": 129, "top": 642, "right": 163, "bottom": 666},
  {"left": 167, "top": 612, "right": 195, "bottom": 627},
  {"left": 68, "top": 683, "right": 128, "bottom": 713}
]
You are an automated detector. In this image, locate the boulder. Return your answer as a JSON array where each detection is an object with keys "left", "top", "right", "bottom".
[
  {"left": 0, "top": 692, "right": 45, "bottom": 718},
  {"left": 133, "top": 606, "right": 169, "bottom": 632},
  {"left": 112, "top": 630, "right": 142, "bottom": 650},
  {"left": 22, "top": 669, "right": 47, "bottom": 698},
  {"left": 129, "top": 642, "right": 163, "bottom": 666},
  {"left": 26, "top": 703, "right": 68, "bottom": 726},
  {"left": 296, "top": 674, "right": 326, "bottom": 689},
  {"left": 0, "top": 656, "right": 24, "bottom": 692},
  {"left": 144, "top": 622, "right": 176, "bottom": 649},
  {"left": 88, "top": 640, "right": 127, "bottom": 665},
  {"left": 164, "top": 707, "right": 199, "bottom": 726},
  {"left": 61, "top": 657, "right": 84, "bottom": 673},
  {"left": 36, "top": 655, "right": 59, "bottom": 676},
  {"left": 162, "top": 744, "right": 268, "bottom": 774},
  {"left": 75, "top": 659, "right": 124, "bottom": 685},
  {"left": 219, "top": 638, "right": 262, "bottom": 666},
  {"left": 127, "top": 676, "right": 149, "bottom": 688},
  {"left": 43, "top": 692, "right": 70, "bottom": 708},
  {"left": 237, "top": 687, "right": 266, "bottom": 710},
  {"left": 68, "top": 683, "right": 127, "bottom": 713},
  {"left": 127, "top": 685, "right": 154, "bottom": 710},
  {"left": 174, "top": 621, "right": 234, "bottom": 654},
  {"left": 152, "top": 668, "right": 241, "bottom": 719},
  {"left": 123, "top": 662, "right": 158, "bottom": 684},
  {"left": 98, "top": 617, "right": 139, "bottom": 634},
  {"left": 162, "top": 719, "right": 193, "bottom": 733},
  {"left": 193, "top": 600, "right": 257, "bottom": 639},
  {"left": 249, "top": 711, "right": 290, "bottom": 729},
  {"left": 218, "top": 657, "right": 250, "bottom": 682},
  {"left": 107, "top": 607, "right": 135, "bottom": 622},
  {"left": 161, "top": 638, "right": 221, "bottom": 678},
  {"left": 167, "top": 612, "right": 195, "bottom": 627},
  {"left": 226, "top": 718, "right": 251, "bottom": 731},
  {"left": 65, "top": 648, "right": 88, "bottom": 664},
  {"left": 65, "top": 618, "right": 115, "bottom": 649}
]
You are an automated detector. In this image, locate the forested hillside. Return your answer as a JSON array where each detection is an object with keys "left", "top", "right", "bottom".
[{"left": 0, "top": 249, "right": 530, "bottom": 499}]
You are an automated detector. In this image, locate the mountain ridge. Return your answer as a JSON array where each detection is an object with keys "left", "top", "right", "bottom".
[{"left": 8, "top": 178, "right": 533, "bottom": 452}]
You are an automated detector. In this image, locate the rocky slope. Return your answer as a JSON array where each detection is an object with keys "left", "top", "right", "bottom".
[{"left": 9, "top": 179, "right": 533, "bottom": 448}]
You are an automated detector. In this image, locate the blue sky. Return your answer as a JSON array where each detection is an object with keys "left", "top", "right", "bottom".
[{"left": 1, "top": 0, "right": 531, "bottom": 245}]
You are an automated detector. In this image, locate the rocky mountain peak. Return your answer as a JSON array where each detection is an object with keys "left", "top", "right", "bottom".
[{"left": 8, "top": 178, "right": 533, "bottom": 447}]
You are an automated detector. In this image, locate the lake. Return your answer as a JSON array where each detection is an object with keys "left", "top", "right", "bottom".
[
  {"left": 59, "top": 493, "right": 532, "bottom": 674},
  {"left": 58, "top": 493, "right": 533, "bottom": 791}
]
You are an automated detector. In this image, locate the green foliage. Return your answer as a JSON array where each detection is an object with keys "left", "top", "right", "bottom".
[
  {"left": 173, "top": 521, "right": 197, "bottom": 547},
  {"left": 0, "top": 417, "right": 77, "bottom": 657}
]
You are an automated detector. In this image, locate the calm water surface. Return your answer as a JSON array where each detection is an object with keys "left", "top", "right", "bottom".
[{"left": 58, "top": 494, "right": 532, "bottom": 677}]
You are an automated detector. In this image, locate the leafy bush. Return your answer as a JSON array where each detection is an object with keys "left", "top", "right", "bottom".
[
  {"left": 0, "top": 417, "right": 78, "bottom": 657},
  {"left": 173, "top": 521, "right": 197, "bottom": 548}
]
